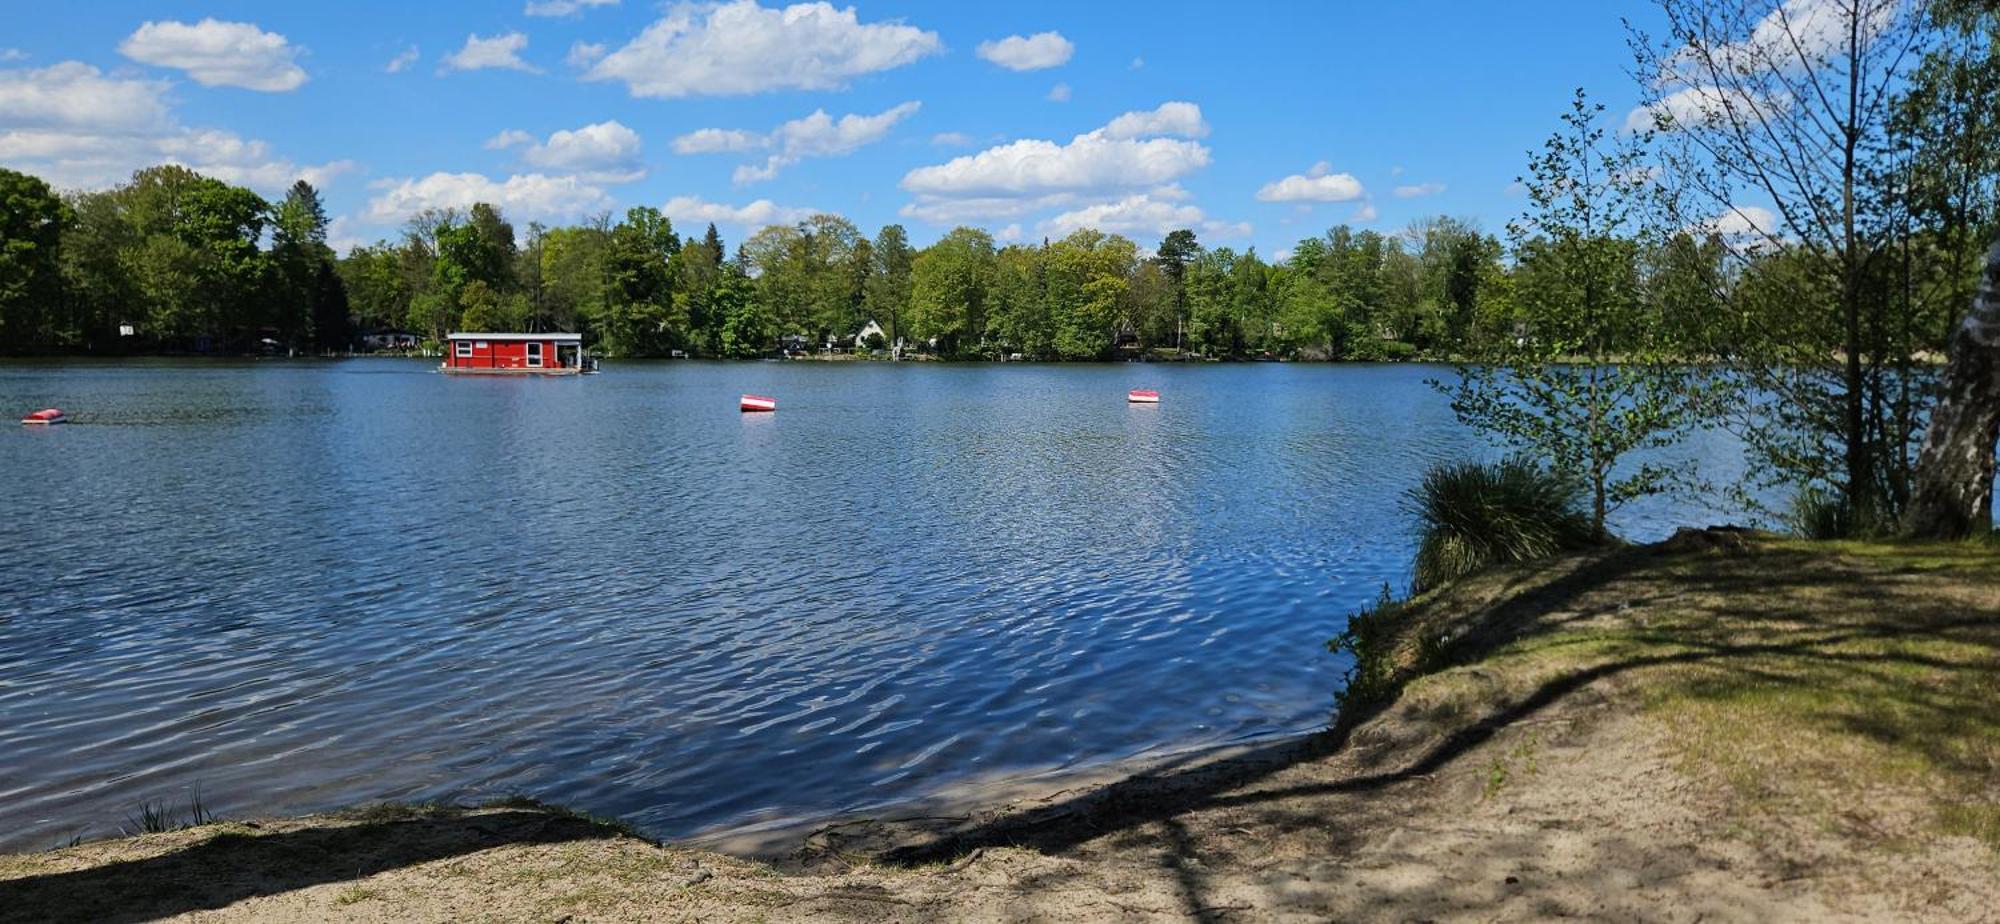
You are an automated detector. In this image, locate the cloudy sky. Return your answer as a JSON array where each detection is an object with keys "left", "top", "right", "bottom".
[{"left": 0, "top": 1, "right": 1667, "bottom": 254}]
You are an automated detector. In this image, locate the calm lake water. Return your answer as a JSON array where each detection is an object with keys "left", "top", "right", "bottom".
[{"left": 0, "top": 359, "right": 1752, "bottom": 851}]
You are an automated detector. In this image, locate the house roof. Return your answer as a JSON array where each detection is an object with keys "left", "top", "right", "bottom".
[{"left": 446, "top": 332, "right": 583, "bottom": 342}]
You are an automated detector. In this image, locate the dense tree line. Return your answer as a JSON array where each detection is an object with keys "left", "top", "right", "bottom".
[
  {"left": 0, "top": 165, "right": 344, "bottom": 353},
  {"left": 0, "top": 162, "right": 1715, "bottom": 364}
]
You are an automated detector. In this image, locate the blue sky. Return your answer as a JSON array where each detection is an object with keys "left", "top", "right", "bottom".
[{"left": 0, "top": 1, "right": 1669, "bottom": 256}]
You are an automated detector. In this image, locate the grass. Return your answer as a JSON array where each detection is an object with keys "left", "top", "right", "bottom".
[
  {"left": 121, "top": 785, "right": 216, "bottom": 836},
  {"left": 1406, "top": 458, "right": 1603, "bottom": 592},
  {"left": 1344, "top": 534, "right": 2000, "bottom": 854}
]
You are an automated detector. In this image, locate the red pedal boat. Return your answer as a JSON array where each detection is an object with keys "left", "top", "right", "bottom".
[{"left": 20, "top": 408, "right": 67, "bottom": 425}]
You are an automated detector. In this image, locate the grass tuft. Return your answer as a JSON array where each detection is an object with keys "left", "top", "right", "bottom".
[
  {"left": 121, "top": 785, "right": 217, "bottom": 836},
  {"left": 1407, "top": 458, "right": 1602, "bottom": 592}
]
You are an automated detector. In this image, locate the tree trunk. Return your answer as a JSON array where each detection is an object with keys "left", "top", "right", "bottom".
[{"left": 1904, "top": 239, "right": 2000, "bottom": 539}]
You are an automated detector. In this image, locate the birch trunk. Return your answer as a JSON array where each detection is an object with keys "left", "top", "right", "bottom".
[{"left": 1904, "top": 239, "right": 2000, "bottom": 538}]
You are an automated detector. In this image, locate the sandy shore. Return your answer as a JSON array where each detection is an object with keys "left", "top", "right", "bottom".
[{"left": 4, "top": 533, "right": 1997, "bottom": 922}]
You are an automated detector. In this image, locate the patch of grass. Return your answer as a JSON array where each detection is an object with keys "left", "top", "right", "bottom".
[
  {"left": 1480, "top": 734, "right": 1542, "bottom": 800},
  {"left": 1407, "top": 458, "right": 1603, "bottom": 592},
  {"left": 1377, "top": 536, "right": 2000, "bottom": 853},
  {"left": 340, "top": 801, "right": 461, "bottom": 824},
  {"left": 121, "top": 785, "right": 217, "bottom": 836},
  {"left": 333, "top": 885, "right": 380, "bottom": 906},
  {"left": 476, "top": 795, "right": 654, "bottom": 843}
]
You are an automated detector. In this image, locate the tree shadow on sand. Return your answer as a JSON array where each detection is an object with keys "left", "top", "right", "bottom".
[{"left": 0, "top": 805, "right": 626, "bottom": 924}]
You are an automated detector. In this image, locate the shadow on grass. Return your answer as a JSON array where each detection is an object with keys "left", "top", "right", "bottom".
[{"left": 0, "top": 806, "right": 623, "bottom": 924}]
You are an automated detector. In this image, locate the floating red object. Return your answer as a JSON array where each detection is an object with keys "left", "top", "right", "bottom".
[
  {"left": 740, "top": 394, "right": 777, "bottom": 412},
  {"left": 1127, "top": 389, "right": 1160, "bottom": 404},
  {"left": 20, "top": 408, "right": 66, "bottom": 425}
]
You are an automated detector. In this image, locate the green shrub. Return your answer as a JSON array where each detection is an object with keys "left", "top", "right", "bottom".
[
  {"left": 1329, "top": 583, "right": 1447, "bottom": 717},
  {"left": 1408, "top": 458, "right": 1600, "bottom": 592},
  {"left": 1786, "top": 487, "right": 1852, "bottom": 540}
]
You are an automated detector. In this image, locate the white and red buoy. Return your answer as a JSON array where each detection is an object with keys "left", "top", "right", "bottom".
[
  {"left": 1127, "top": 389, "right": 1160, "bottom": 404},
  {"left": 20, "top": 408, "right": 66, "bottom": 425},
  {"left": 740, "top": 394, "right": 777, "bottom": 413}
]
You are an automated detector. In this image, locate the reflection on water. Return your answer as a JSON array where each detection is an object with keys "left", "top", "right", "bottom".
[{"left": 0, "top": 359, "right": 1749, "bottom": 850}]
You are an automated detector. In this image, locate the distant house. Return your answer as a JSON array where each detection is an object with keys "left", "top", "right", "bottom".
[
  {"left": 854, "top": 319, "right": 887, "bottom": 349},
  {"left": 360, "top": 329, "right": 421, "bottom": 351},
  {"left": 780, "top": 333, "right": 812, "bottom": 355}
]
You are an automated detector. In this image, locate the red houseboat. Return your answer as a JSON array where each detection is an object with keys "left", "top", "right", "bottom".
[{"left": 441, "top": 332, "right": 592, "bottom": 375}]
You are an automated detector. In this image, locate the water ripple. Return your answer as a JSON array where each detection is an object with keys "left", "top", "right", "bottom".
[{"left": 0, "top": 358, "right": 1753, "bottom": 850}]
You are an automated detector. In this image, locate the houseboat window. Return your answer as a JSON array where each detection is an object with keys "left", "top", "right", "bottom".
[
  {"left": 455, "top": 341, "right": 472, "bottom": 357},
  {"left": 526, "top": 342, "right": 543, "bottom": 366}
]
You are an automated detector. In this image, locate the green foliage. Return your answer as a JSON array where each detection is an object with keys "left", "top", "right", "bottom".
[
  {"left": 0, "top": 167, "right": 70, "bottom": 348},
  {"left": 1440, "top": 89, "right": 1699, "bottom": 534},
  {"left": 908, "top": 226, "right": 995, "bottom": 354},
  {"left": 1329, "top": 584, "right": 1428, "bottom": 716},
  {"left": 1407, "top": 458, "right": 1600, "bottom": 592},
  {"left": 716, "top": 266, "right": 770, "bottom": 358}
]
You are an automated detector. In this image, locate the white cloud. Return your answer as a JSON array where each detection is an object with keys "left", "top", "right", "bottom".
[
  {"left": 902, "top": 121, "right": 1208, "bottom": 199},
  {"left": 443, "top": 32, "right": 539, "bottom": 73},
  {"left": 1393, "top": 181, "right": 1445, "bottom": 198},
  {"left": 1101, "top": 101, "right": 1207, "bottom": 140},
  {"left": 995, "top": 223, "right": 1023, "bottom": 242},
  {"left": 672, "top": 128, "right": 765, "bottom": 155},
  {"left": 1255, "top": 161, "right": 1365, "bottom": 203},
  {"left": 1129, "top": 56, "right": 1144, "bottom": 70},
  {"left": 385, "top": 45, "right": 419, "bottom": 73},
  {"left": 1349, "top": 201, "right": 1379, "bottom": 223},
  {"left": 586, "top": 0, "right": 940, "bottom": 98},
  {"left": 674, "top": 101, "right": 920, "bottom": 183},
  {"left": 506, "top": 120, "right": 645, "bottom": 182},
  {"left": 660, "top": 195, "right": 815, "bottom": 229},
  {"left": 899, "top": 192, "right": 1081, "bottom": 225},
  {"left": 1624, "top": 84, "right": 1784, "bottom": 133},
  {"left": 485, "top": 129, "right": 535, "bottom": 150},
  {"left": 930, "top": 131, "right": 974, "bottom": 147},
  {"left": 118, "top": 18, "right": 307, "bottom": 92},
  {"left": 1668, "top": 0, "right": 1896, "bottom": 83},
  {"left": 899, "top": 103, "right": 1213, "bottom": 224},
  {"left": 975, "top": 31, "right": 1074, "bottom": 71},
  {"left": 1630, "top": 0, "right": 1889, "bottom": 134},
  {"left": 1042, "top": 192, "right": 1248, "bottom": 241},
  {"left": 0, "top": 62, "right": 172, "bottom": 135},
  {"left": 1690, "top": 205, "right": 1781, "bottom": 245},
  {"left": 566, "top": 41, "right": 608, "bottom": 68},
  {"left": 526, "top": 0, "right": 619, "bottom": 16},
  {"left": 326, "top": 215, "right": 366, "bottom": 254},
  {"left": 0, "top": 49, "right": 28, "bottom": 63},
  {"left": 366, "top": 172, "right": 614, "bottom": 224},
  {"left": 159, "top": 129, "right": 358, "bottom": 191},
  {"left": 1046, "top": 82, "right": 1072, "bottom": 102},
  {"left": 0, "top": 61, "right": 342, "bottom": 193}
]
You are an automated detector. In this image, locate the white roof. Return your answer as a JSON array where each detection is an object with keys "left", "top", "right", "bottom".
[{"left": 446, "top": 332, "right": 583, "bottom": 342}]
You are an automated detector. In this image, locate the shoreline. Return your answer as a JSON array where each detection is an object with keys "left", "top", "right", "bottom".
[
  {"left": 683, "top": 726, "right": 1323, "bottom": 862},
  {"left": 5, "top": 534, "right": 1996, "bottom": 921}
]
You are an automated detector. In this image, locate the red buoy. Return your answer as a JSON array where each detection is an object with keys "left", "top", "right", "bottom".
[
  {"left": 1127, "top": 389, "right": 1160, "bottom": 404},
  {"left": 20, "top": 408, "right": 67, "bottom": 425},
  {"left": 740, "top": 394, "right": 777, "bottom": 413}
]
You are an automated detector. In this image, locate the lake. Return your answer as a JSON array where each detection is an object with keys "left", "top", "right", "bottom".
[{"left": 0, "top": 359, "right": 1753, "bottom": 851}]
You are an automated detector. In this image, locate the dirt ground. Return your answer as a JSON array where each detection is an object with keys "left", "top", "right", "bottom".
[{"left": 3, "top": 534, "right": 1996, "bottom": 922}]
